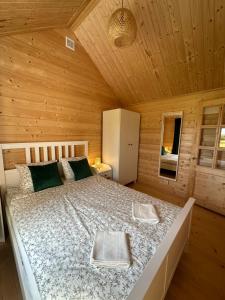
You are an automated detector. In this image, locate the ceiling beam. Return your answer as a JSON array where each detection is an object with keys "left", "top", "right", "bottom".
[{"left": 68, "top": 0, "right": 101, "bottom": 32}]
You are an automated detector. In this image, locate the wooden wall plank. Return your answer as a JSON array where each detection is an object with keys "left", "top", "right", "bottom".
[
  {"left": 0, "top": 28, "right": 120, "bottom": 164},
  {"left": 126, "top": 89, "right": 225, "bottom": 200}
]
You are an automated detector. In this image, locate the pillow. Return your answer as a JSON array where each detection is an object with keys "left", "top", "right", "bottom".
[
  {"left": 68, "top": 158, "right": 93, "bottom": 181},
  {"left": 161, "top": 146, "right": 168, "bottom": 155},
  {"left": 61, "top": 156, "right": 86, "bottom": 180},
  {"left": 28, "top": 162, "right": 63, "bottom": 192},
  {"left": 16, "top": 164, "right": 34, "bottom": 192},
  {"left": 16, "top": 160, "right": 57, "bottom": 192}
]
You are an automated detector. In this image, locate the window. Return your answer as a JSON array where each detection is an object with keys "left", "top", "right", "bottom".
[{"left": 198, "top": 104, "right": 225, "bottom": 170}]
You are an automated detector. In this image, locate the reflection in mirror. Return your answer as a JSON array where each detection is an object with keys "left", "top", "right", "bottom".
[
  {"left": 159, "top": 112, "right": 183, "bottom": 180},
  {"left": 219, "top": 128, "right": 225, "bottom": 148}
]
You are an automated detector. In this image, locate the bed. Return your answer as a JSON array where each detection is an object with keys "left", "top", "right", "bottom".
[
  {"left": 160, "top": 153, "right": 178, "bottom": 172},
  {"left": 0, "top": 141, "right": 195, "bottom": 300}
]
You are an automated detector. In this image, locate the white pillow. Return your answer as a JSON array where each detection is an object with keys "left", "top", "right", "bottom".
[
  {"left": 16, "top": 160, "right": 57, "bottom": 192},
  {"left": 61, "top": 157, "right": 86, "bottom": 180}
]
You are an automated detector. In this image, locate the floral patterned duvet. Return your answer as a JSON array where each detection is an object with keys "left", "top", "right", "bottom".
[{"left": 7, "top": 175, "right": 181, "bottom": 300}]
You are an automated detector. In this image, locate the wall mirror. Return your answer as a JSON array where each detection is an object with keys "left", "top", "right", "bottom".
[{"left": 159, "top": 112, "right": 183, "bottom": 181}]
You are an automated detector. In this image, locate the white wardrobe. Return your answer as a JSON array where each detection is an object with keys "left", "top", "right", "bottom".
[{"left": 102, "top": 108, "right": 140, "bottom": 185}]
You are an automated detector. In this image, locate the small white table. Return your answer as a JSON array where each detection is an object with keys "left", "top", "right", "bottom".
[{"left": 91, "top": 163, "right": 112, "bottom": 180}]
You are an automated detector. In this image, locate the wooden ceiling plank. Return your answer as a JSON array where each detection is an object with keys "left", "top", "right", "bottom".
[
  {"left": 214, "top": 0, "right": 225, "bottom": 88},
  {"left": 89, "top": 2, "right": 140, "bottom": 103},
  {"left": 178, "top": 0, "right": 198, "bottom": 93},
  {"left": 0, "top": 25, "right": 65, "bottom": 38},
  {"left": 0, "top": 1, "right": 82, "bottom": 10},
  {"left": 68, "top": 0, "right": 101, "bottom": 31},
  {"left": 75, "top": 0, "right": 225, "bottom": 105},
  {"left": 189, "top": 0, "right": 205, "bottom": 91},
  {"left": 146, "top": 0, "right": 180, "bottom": 95},
  {"left": 166, "top": 0, "right": 190, "bottom": 93},
  {"left": 2, "top": 0, "right": 225, "bottom": 105},
  {"left": 112, "top": 7, "right": 157, "bottom": 101},
  {"left": 132, "top": 0, "right": 172, "bottom": 99},
  {"left": 0, "top": 0, "right": 92, "bottom": 36},
  {"left": 77, "top": 22, "right": 131, "bottom": 104},
  {"left": 127, "top": 1, "right": 172, "bottom": 100},
  {"left": 202, "top": 0, "right": 215, "bottom": 90}
]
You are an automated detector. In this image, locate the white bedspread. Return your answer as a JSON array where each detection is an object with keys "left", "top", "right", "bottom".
[{"left": 7, "top": 175, "right": 181, "bottom": 300}]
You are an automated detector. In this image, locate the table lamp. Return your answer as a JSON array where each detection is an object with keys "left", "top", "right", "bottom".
[{"left": 95, "top": 157, "right": 102, "bottom": 170}]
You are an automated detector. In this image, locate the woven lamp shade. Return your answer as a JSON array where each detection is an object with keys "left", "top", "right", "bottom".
[{"left": 108, "top": 8, "right": 137, "bottom": 48}]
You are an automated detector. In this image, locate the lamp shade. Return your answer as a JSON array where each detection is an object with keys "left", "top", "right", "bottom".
[
  {"left": 108, "top": 8, "right": 137, "bottom": 48},
  {"left": 95, "top": 157, "right": 101, "bottom": 168}
]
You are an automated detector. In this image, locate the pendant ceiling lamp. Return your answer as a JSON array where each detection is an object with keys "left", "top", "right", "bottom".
[{"left": 108, "top": 0, "right": 137, "bottom": 48}]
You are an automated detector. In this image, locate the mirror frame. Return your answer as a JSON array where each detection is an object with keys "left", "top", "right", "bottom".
[{"left": 158, "top": 111, "right": 183, "bottom": 181}]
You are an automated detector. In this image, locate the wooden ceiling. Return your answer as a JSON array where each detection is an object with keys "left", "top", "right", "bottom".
[
  {"left": 75, "top": 0, "right": 225, "bottom": 106},
  {"left": 0, "top": 0, "right": 99, "bottom": 36},
  {"left": 2, "top": 0, "right": 225, "bottom": 106}
]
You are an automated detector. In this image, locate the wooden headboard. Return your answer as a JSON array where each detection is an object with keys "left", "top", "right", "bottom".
[{"left": 0, "top": 141, "right": 88, "bottom": 190}]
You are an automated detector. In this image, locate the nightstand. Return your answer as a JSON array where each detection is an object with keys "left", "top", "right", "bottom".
[
  {"left": 91, "top": 163, "right": 112, "bottom": 180},
  {"left": 0, "top": 195, "right": 5, "bottom": 242}
]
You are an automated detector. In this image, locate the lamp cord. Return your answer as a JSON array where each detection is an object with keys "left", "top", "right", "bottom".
[{"left": 121, "top": 0, "right": 124, "bottom": 20}]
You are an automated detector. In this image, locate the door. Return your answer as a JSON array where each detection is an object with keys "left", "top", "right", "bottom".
[{"left": 119, "top": 109, "right": 140, "bottom": 185}]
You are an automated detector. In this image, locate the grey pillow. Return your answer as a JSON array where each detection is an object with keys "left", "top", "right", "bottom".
[
  {"left": 16, "top": 160, "right": 57, "bottom": 192},
  {"left": 61, "top": 156, "right": 86, "bottom": 180}
]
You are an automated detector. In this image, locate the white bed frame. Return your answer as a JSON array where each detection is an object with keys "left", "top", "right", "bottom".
[{"left": 0, "top": 141, "right": 195, "bottom": 300}]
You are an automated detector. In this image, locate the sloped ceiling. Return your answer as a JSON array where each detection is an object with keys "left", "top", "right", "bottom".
[
  {"left": 75, "top": 0, "right": 225, "bottom": 106},
  {"left": 0, "top": 0, "right": 98, "bottom": 36}
]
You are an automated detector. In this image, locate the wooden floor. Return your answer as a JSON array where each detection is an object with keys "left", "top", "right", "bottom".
[
  {"left": 0, "top": 183, "right": 225, "bottom": 300},
  {"left": 0, "top": 239, "right": 22, "bottom": 299}
]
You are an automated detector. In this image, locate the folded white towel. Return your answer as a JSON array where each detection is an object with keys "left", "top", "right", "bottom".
[
  {"left": 90, "top": 231, "right": 130, "bottom": 268},
  {"left": 132, "top": 202, "right": 159, "bottom": 224}
]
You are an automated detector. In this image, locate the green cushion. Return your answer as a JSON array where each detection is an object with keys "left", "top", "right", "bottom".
[
  {"left": 28, "top": 162, "right": 63, "bottom": 192},
  {"left": 68, "top": 158, "right": 93, "bottom": 181}
]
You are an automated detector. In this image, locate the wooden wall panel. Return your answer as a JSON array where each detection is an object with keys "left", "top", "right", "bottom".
[
  {"left": 126, "top": 89, "right": 225, "bottom": 199},
  {"left": 76, "top": 0, "right": 225, "bottom": 107},
  {"left": 0, "top": 28, "right": 120, "bottom": 164},
  {"left": 194, "top": 169, "right": 225, "bottom": 215}
]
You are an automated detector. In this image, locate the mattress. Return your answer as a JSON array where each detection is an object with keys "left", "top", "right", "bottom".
[
  {"left": 7, "top": 175, "right": 181, "bottom": 300},
  {"left": 160, "top": 154, "right": 178, "bottom": 171}
]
